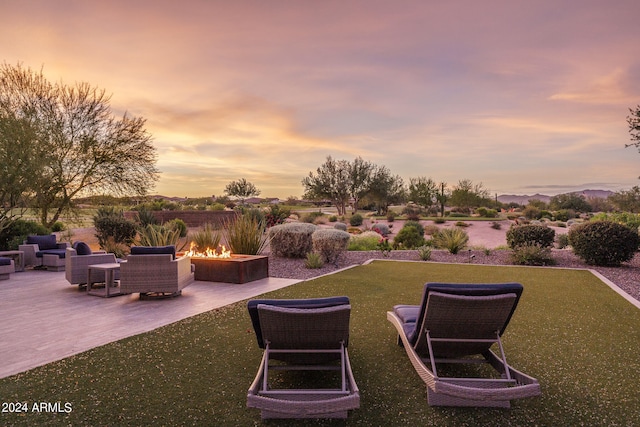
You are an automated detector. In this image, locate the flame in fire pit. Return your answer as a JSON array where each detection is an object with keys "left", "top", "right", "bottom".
[{"left": 184, "top": 242, "right": 231, "bottom": 258}]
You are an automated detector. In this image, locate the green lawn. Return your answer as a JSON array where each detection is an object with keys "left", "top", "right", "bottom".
[{"left": 2, "top": 262, "right": 640, "bottom": 426}]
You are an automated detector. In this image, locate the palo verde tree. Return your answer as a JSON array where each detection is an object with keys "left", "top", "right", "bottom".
[
  {"left": 408, "top": 176, "right": 437, "bottom": 213},
  {"left": 224, "top": 178, "right": 261, "bottom": 204},
  {"left": 0, "top": 63, "right": 159, "bottom": 228},
  {"left": 449, "top": 179, "right": 489, "bottom": 213}
]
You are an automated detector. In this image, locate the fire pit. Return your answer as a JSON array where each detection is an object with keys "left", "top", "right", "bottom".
[{"left": 183, "top": 244, "right": 269, "bottom": 283}]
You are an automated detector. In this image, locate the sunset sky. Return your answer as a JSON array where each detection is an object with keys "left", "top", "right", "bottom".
[{"left": 2, "top": 0, "right": 640, "bottom": 198}]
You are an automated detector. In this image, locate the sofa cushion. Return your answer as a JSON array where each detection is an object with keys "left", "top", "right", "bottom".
[
  {"left": 73, "top": 241, "right": 92, "bottom": 255},
  {"left": 36, "top": 249, "right": 67, "bottom": 259},
  {"left": 130, "top": 245, "right": 176, "bottom": 259},
  {"left": 27, "top": 234, "right": 58, "bottom": 250},
  {"left": 0, "top": 257, "right": 12, "bottom": 266}
]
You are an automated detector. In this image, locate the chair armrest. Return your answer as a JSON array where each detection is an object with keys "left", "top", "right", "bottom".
[
  {"left": 56, "top": 242, "right": 71, "bottom": 249},
  {"left": 18, "top": 244, "right": 39, "bottom": 266}
]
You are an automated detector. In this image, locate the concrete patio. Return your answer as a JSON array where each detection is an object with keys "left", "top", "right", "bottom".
[{"left": 0, "top": 269, "right": 300, "bottom": 379}]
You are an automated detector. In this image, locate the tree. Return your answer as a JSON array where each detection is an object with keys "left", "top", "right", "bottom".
[
  {"left": 348, "top": 156, "right": 374, "bottom": 213},
  {"left": 609, "top": 186, "right": 640, "bottom": 213},
  {"left": 302, "top": 156, "right": 350, "bottom": 215},
  {"left": 449, "top": 179, "right": 489, "bottom": 213},
  {"left": 0, "top": 63, "right": 159, "bottom": 227},
  {"left": 224, "top": 178, "right": 261, "bottom": 204},
  {"left": 366, "top": 165, "right": 405, "bottom": 215},
  {"left": 627, "top": 105, "right": 640, "bottom": 151},
  {"left": 549, "top": 193, "right": 592, "bottom": 213},
  {"left": 408, "top": 177, "right": 437, "bottom": 212}
]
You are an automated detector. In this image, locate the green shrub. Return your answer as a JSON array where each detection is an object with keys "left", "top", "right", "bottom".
[
  {"left": 264, "top": 204, "right": 290, "bottom": 227},
  {"left": 371, "top": 223, "right": 390, "bottom": 237},
  {"left": 591, "top": 212, "right": 640, "bottom": 231},
  {"left": 328, "top": 215, "right": 338, "bottom": 222},
  {"left": 224, "top": 214, "right": 268, "bottom": 255},
  {"left": 423, "top": 224, "right": 440, "bottom": 236},
  {"left": 392, "top": 226, "right": 426, "bottom": 249},
  {"left": 433, "top": 217, "right": 446, "bottom": 224},
  {"left": 135, "top": 208, "right": 158, "bottom": 227},
  {"left": 432, "top": 227, "right": 469, "bottom": 254},
  {"left": 448, "top": 212, "right": 467, "bottom": 218},
  {"left": 167, "top": 218, "right": 188, "bottom": 237},
  {"left": 506, "top": 224, "right": 555, "bottom": 249},
  {"left": 476, "top": 207, "right": 498, "bottom": 218},
  {"left": 51, "top": 221, "right": 65, "bottom": 232},
  {"left": 554, "top": 209, "right": 576, "bottom": 222},
  {"left": 334, "top": 222, "right": 347, "bottom": 231},
  {"left": 491, "top": 221, "right": 502, "bottom": 230},
  {"left": 386, "top": 211, "right": 397, "bottom": 222},
  {"left": 189, "top": 223, "right": 221, "bottom": 253},
  {"left": 93, "top": 207, "right": 137, "bottom": 249},
  {"left": 0, "top": 219, "right": 50, "bottom": 250},
  {"left": 522, "top": 206, "right": 541, "bottom": 220},
  {"left": 312, "top": 229, "right": 350, "bottom": 263},
  {"left": 403, "top": 220, "right": 424, "bottom": 236},
  {"left": 348, "top": 231, "right": 382, "bottom": 251},
  {"left": 556, "top": 233, "right": 570, "bottom": 249},
  {"left": 304, "top": 252, "right": 324, "bottom": 269},
  {"left": 568, "top": 221, "right": 639, "bottom": 266},
  {"left": 455, "top": 221, "right": 470, "bottom": 227},
  {"left": 350, "top": 213, "right": 363, "bottom": 226},
  {"left": 301, "top": 211, "right": 324, "bottom": 224},
  {"left": 268, "top": 223, "right": 316, "bottom": 258},
  {"left": 510, "top": 244, "right": 555, "bottom": 266},
  {"left": 210, "top": 203, "right": 226, "bottom": 211}
]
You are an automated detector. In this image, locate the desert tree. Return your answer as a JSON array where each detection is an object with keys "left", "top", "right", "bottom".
[
  {"left": 348, "top": 156, "right": 374, "bottom": 213},
  {"left": 449, "top": 179, "right": 489, "bottom": 213},
  {"left": 302, "top": 156, "right": 350, "bottom": 215},
  {"left": 609, "top": 186, "right": 640, "bottom": 213},
  {"left": 0, "top": 63, "right": 159, "bottom": 228},
  {"left": 408, "top": 176, "right": 437, "bottom": 213},
  {"left": 365, "top": 165, "right": 405, "bottom": 215},
  {"left": 224, "top": 178, "right": 261, "bottom": 205},
  {"left": 549, "top": 193, "right": 592, "bottom": 213}
]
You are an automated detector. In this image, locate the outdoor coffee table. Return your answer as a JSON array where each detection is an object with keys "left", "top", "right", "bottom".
[
  {"left": 0, "top": 250, "right": 25, "bottom": 272},
  {"left": 87, "top": 263, "right": 124, "bottom": 297}
]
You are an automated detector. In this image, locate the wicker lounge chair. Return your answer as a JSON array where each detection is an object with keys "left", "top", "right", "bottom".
[
  {"left": 119, "top": 246, "right": 194, "bottom": 299},
  {"left": 65, "top": 242, "right": 119, "bottom": 287},
  {"left": 387, "top": 282, "right": 541, "bottom": 408},
  {"left": 246, "top": 297, "right": 360, "bottom": 419}
]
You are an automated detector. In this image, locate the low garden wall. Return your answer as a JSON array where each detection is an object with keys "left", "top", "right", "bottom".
[{"left": 124, "top": 210, "right": 236, "bottom": 227}]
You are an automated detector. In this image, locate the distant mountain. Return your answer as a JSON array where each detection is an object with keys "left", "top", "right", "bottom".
[{"left": 497, "top": 189, "right": 615, "bottom": 205}]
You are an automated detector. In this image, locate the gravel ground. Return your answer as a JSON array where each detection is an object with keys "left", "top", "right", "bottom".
[{"left": 268, "top": 249, "right": 640, "bottom": 302}]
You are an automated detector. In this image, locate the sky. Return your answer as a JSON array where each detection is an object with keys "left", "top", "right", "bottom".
[{"left": 2, "top": 0, "right": 640, "bottom": 198}]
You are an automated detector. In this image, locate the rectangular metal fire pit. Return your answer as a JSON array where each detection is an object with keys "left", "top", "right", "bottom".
[{"left": 190, "top": 255, "right": 269, "bottom": 283}]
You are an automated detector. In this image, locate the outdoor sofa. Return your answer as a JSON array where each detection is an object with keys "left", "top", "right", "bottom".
[{"left": 19, "top": 234, "right": 70, "bottom": 271}]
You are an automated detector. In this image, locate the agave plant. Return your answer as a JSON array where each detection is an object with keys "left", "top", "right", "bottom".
[
  {"left": 432, "top": 227, "right": 469, "bottom": 254},
  {"left": 137, "top": 223, "right": 186, "bottom": 250}
]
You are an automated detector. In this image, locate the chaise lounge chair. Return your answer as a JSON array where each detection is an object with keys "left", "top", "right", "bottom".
[
  {"left": 387, "top": 282, "right": 541, "bottom": 408},
  {"left": 246, "top": 296, "right": 360, "bottom": 419}
]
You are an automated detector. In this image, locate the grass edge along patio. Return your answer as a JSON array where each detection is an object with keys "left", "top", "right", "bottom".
[{"left": 1, "top": 261, "right": 640, "bottom": 426}]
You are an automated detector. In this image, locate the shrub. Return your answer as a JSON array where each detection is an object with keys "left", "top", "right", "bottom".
[
  {"left": 433, "top": 217, "right": 446, "bottom": 224},
  {"left": 312, "top": 229, "right": 350, "bottom": 263},
  {"left": 510, "top": 244, "right": 555, "bottom": 266},
  {"left": 476, "top": 207, "right": 498, "bottom": 218},
  {"left": 264, "top": 204, "right": 290, "bottom": 227},
  {"left": 386, "top": 211, "right": 397, "bottom": 222},
  {"left": 304, "top": 252, "right": 324, "bottom": 269},
  {"left": 224, "top": 214, "right": 268, "bottom": 255},
  {"left": 568, "top": 221, "right": 639, "bottom": 266},
  {"left": 93, "top": 207, "right": 137, "bottom": 249},
  {"left": 392, "top": 226, "right": 426, "bottom": 249},
  {"left": 402, "top": 204, "right": 422, "bottom": 221},
  {"left": 491, "top": 221, "right": 502, "bottom": 230},
  {"left": 135, "top": 208, "right": 158, "bottom": 227},
  {"left": 350, "top": 213, "right": 363, "bottom": 226},
  {"left": 268, "top": 223, "right": 317, "bottom": 258},
  {"left": 554, "top": 209, "right": 576, "bottom": 222},
  {"left": 0, "top": 219, "right": 50, "bottom": 250},
  {"left": 301, "top": 211, "right": 324, "bottom": 223},
  {"left": 432, "top": 227, "right": 469, "bottom": 254},
  {"left": 167, "top": 218, "right": 188, "bottom": 237},
  {"left": 556, "top": 233, "right": 570, "bottom": 249},
  {"left": 210, "top": 202, "right": 226, "bottom": 211},
  {"left": 371, "top": 223, "right": 390, "bottom": 237},
  {"left": 403, "top": 220, "right": 424, "bottom": 236},
  {"left": 423, "top": 224, "right": 440, "bottom": 236},
  {"left": 347, "top": 227, "right": 362, "bottom": 234},
  {"left": 137, "top": 224, "right": 184, "bottom": 249},
  {"left": 348, "top": 231, "right": 382, "bottom": 251},
  {"left": 334, "top": 222, "right": 347, "bottom": 231},
  {"left": 522, "top": 206, "right": 541, "bottom": 220},
  {"left": 455, "top": 221, "right": 470, "bottom": 227},
  {"left": 506, "top": 225, "right": 555, "bottom": 249},
  {"left": 328, "top": 215, "right": 338, "bottom": 222},
  {"left": 189, "top": 223, "right": 221, "bottom": 252},
  {"left": 448, "top": 212, "right": 467, "bottom": 218},
  {"left": 51, "top": 221, "right": 65, "bottom": 232}
]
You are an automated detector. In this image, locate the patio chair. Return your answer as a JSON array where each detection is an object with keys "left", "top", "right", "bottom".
[
  {"left": 119, "top": 246, "right": 194, "bottom": 299},
  {"left": 0, "top": 257, "right": 15, "bottom": 280},
  {"left": 246, "top": 296, "right": 360, "bottom": 419},
  {"left": 65, "top": 242, "right": 119, "bottom": 287},
  {"left": 387, "top": 282, "right": 541, "bottom": 407},
  {"left": 19, "top": 234, "right": 70, "bottom": 271}
]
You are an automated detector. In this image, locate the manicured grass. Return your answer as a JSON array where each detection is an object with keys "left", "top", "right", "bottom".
[{"left": 2, "top": 262, "right": 640, "bottom": 425}]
